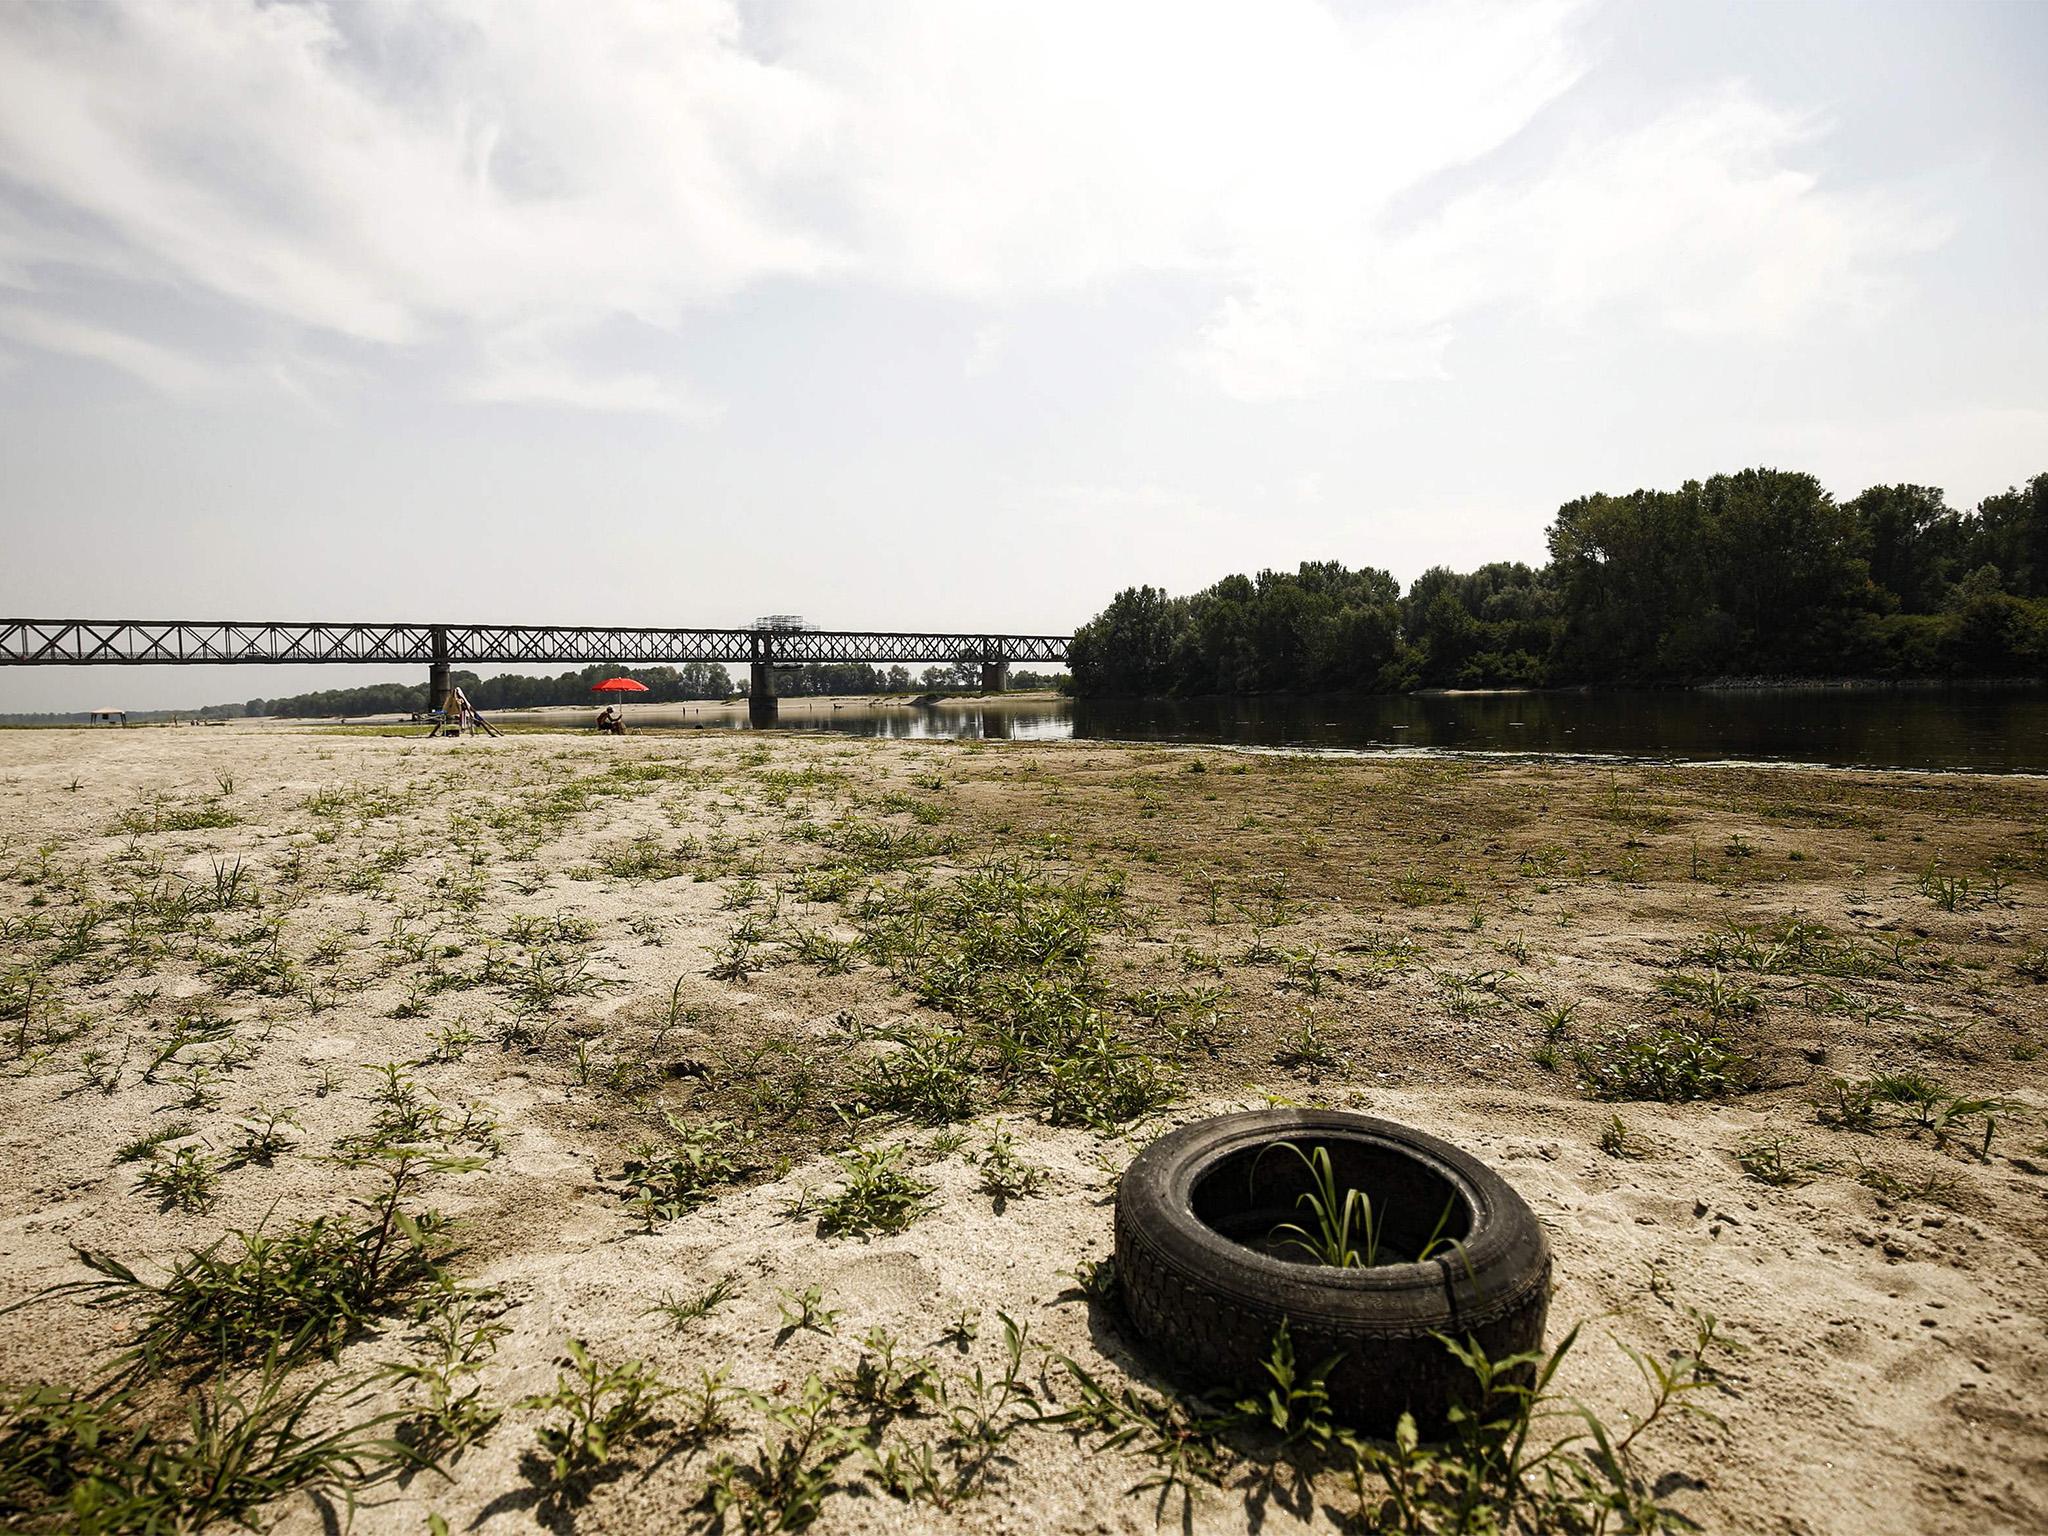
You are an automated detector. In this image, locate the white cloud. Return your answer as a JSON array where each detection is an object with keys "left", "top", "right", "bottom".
[
  {"left": 1183, "top": 84, "right": 1948, "bottom": 399},
  {"left": 0, "top": 0, "right": 1947, "bottom": 410},
  {"left": 0, "top": 303, "right": 222, "bottom": 396},
  {"left": 1444, "top": 88, "right": 1949, "bottom": 337},
  {"left": 963, "top": 320, "right": 1009, "bottom": 378},
  {"left": 0, "top": 0, "right": 836, "bottom": 346},
  {"left": 459, "top": 358, "right": 718, "bottom": 421}
]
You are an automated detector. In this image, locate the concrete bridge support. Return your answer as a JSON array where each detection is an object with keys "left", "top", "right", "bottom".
[
  {"left": 428, "top": 625, "right": 450, "bottom": 711},
  {"left": 979, "top": 655, "right": 1010, "bottom": 693},
  {"left": 748, "top": 633, "right": 778, "bottom": 723}
]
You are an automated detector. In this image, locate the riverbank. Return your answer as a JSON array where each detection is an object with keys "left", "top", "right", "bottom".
[
  {"left": 0, "top": 691, "right": 1070, "bottom": 730},
  {"left": 464, "top": 689, "right": 1067, "bottom": 729},
  {"left": 1696, "top": 675, "right": 2048, "bottom": 690},
  {"left": 2, "top": 729, "right": 2043, "bottom": 1534}
]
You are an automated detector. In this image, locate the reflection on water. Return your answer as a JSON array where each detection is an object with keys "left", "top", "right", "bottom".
[
  {"left": 605, "top": 700, "right": 1073, "bottom": 741},
  {"left": 1072, "top": 689, "right": 2048, "bottom": 773},
  {"left": 619, "top": 688, "right": 2048, "bottom": 772},
  {"left": 764, "top": 703, "right": 1073, "bottom": 741}
]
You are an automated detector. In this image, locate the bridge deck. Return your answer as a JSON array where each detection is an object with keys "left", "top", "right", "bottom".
[{"left": 0, "top": 621, "right": 1069, "bottom": 667}]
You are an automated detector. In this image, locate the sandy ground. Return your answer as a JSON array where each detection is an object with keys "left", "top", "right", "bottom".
[{"left": 2, "top": 723, "right": 2044, "bottom": 1535}]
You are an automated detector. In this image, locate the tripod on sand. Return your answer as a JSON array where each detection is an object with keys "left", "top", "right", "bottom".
[{"left": 426, "top": 686, "right": 501, "bottom": 738}]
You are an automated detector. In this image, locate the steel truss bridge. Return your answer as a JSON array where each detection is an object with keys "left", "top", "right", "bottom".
[
  {"left": 0, "top": 619, "right": 1071, "bottom": 716},
  {"left": 0, "top": 620, "right": 1069, "bottom": 669}
]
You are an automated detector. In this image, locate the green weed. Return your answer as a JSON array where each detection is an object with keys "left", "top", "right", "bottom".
[
  {"left": 975, "top": 1128, "right": 1048, "bottom": 1204},
  {"left": 775, "top": 1287, "right": 842, "bottom": 1341},
  {"left": 621, "top": 1117, "right": 751, "bottom": 1228},
  {"left": 858, "top": 1031, "right": 978, "bottom": 1123},
  {"left": 0, "top": 1361, "right": 399, "bottom": 1534},
  {"left": 1577, "top": 1024, "right": 1758, "bottom": 1103},
  {"left": 815, "top": 1143, "right": 934, "bottom": 1239},
  {"left": 1917, "top": 864, "right": 2012, "bottom": 913},
  {"left": 835, "top": 1328, "right": 937, "bottom": 1419},
  {"left": 225, "top": 1107, "right": 302, "bottom": 1169},
  {"left": 1685, "top": 917, "right": 1928, "bottom": 981},
  {"left": 135, "top": 1146, "right": 218, "bottom": 1212},
  {"left": 705, "top": 1374, "right": 858, "bottom": 1534},
  {"left": 1656, "top": 971, "right": 1760, "bottom": 1020},
  {"left": 1231, "top": 1321, "right": 1340, "bottom": 1453},
  {"left": 1596, "top": 1115, "right": 1645, "bottom": 1160},
  {"left": 380, "top": 1283, "right": 509, "bottom": 1465},
  {"left": 1273, "top": 1015, "right": 1343, "bottom": 1077},
  {"left": 649, "top": 1275, "right": 742, "bottom": 1330},
  {"left": 1854, "top": 1159, "right": 1961, "bottom": 1205},
  {"left": 1040, "top": 1024, "right": 1176, "bottom": 1130},
  {"left": 52, "top": 1147, "right": 476, "bottom": 1374},
  {"left": 1042, "top": 1357, "right": 1230, "bottom": 1519},
  {"left": 1735, "top": 1133, "right": 1829, "bottom": 1187},
  {"left": 1348, "top": 1311, "right": 1735, "bottom": 1535},
  {"left": 113, "top": 1123, "right": 196, "bottom": 1166},
  {"left": 786, "top": 929, "right": 858, "bottom": 974},
  {"left": 594, "top": 835, "right": 699, "bottom": 880},
  {"left": 1816, "top": 1073, "right": 2021, "bottom": 1155},
  {"left": 1255, "top": 1142, "right": 1460, "bottom": 1270},
  {"left": 521, "top": 1340, "right": 671, "bottom": 1500}
]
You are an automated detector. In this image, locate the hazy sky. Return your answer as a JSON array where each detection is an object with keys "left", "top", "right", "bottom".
[{"left": 2, "top": 0, "right": 2044, "bottom": 711}]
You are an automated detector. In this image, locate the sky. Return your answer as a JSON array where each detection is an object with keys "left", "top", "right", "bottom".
[{"left": 1, "top": 0, "right": 2044, "bottom": 712}]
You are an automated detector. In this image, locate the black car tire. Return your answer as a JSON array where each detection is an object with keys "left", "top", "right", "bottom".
[{"left": 1113, "top": 1108, "right": 1551, "bottom": 1436}]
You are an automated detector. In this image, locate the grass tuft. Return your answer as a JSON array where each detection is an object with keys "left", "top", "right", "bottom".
[
  {"left": 48, "top": 1148, "right": 475, "bottom": 1375},
  {"left": 815, "top": 1143, "right": 934, "bottom": 1239},
  {"left": 1577, "top": 1023, "right": 1758, "bottom": 1103},
  {"left": 0, "top": 1360, "right": 399, "bottom": 1534}
]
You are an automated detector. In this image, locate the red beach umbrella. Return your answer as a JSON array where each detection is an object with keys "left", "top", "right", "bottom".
[{"left": 592, "top": 678, "right": 648, "bottom": 726}]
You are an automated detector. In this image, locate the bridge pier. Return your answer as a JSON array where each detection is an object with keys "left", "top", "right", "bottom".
[
  {"left": 428, "top": 625, "right": 450, "bottom": 712},
  {"left": 979, "top": 655, "right": 1009, "bottom": 693},
  {"left": 748, "top": 633, "right": 778, "bottom": 724}
]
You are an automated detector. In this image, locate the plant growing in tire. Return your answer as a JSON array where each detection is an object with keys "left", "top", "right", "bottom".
[
  {"left": 1259, "top": 1141, "right": 1464, "bottom": 1270},
  {"left": 1113, "top": 1109, "right": 1550, "bottom": 1436}
]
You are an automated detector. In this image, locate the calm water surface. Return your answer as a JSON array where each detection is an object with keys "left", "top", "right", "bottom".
[
  {"left": 1071, "top": 690, "right": 2048, "bottom": 773},
  {"left": 626, "top": 688, "right": 2048, "bottom": 772}
]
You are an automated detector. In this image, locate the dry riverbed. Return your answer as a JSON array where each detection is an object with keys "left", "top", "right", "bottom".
[{"left": 2, "top": 724, "right": 2044, "bottom": 1535}]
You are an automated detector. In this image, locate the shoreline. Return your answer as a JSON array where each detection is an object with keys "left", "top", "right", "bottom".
[
  {"left": 9, "top": 681, "right": 2042, "bottom": 774},
  {"left": 13, "top": 674, "right": 2048, "bottom": 734}
]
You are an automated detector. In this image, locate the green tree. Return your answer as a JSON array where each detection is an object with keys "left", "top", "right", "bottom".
[
  {"left": 1549, "top": 470, "right": 1870, "bottom": 680},
  {"left": 1400, "top": 562, "right": 1558, "bottom": 686},
  {"left": 1067, "top": 585, "right": 1192, "bottom": 695},
  {"left": 1972, "top": 472, "right": 2048, "bottom": 598},
  {"left": 1844, "top": 483, "right": 1966, "bottom": 613}
]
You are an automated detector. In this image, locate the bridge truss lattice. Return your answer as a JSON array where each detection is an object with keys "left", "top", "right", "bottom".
[{"left": 0, "top": 621, "right": 1069, "bottom": 669}]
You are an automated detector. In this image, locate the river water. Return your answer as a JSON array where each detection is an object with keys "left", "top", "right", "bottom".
[{"left": 606, "top": 687, "right": 2048, "bottom": 773}]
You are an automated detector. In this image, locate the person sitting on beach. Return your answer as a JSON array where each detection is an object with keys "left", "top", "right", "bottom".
[{"left": 595, "top": 705, "right": 626, "bottom": 735}]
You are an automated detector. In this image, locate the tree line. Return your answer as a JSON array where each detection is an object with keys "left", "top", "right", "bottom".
[
  {"left": 240, "top": 662, "right": 736, "bottom": 718},
  {"left": 1067, "top": 469, "right": 2048, "bottom": 696}
]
